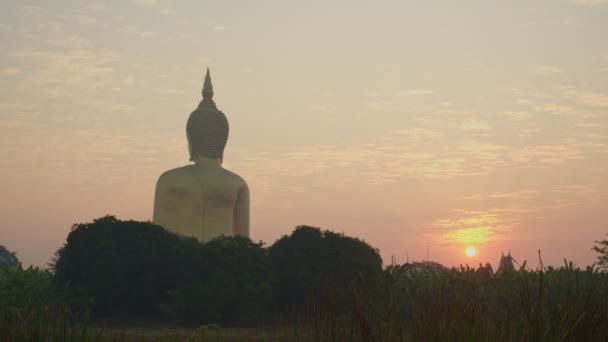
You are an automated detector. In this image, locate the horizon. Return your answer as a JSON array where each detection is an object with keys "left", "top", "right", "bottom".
[{"left": 1, "top": 0, "right": 607, "bottom": 271}]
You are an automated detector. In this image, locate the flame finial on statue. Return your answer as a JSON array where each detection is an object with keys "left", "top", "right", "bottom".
[{"left": 202, "top": 67, "right": 214, "bottom": 100}]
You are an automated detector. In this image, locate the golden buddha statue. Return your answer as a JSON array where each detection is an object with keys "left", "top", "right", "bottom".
[{"left": 153, "top": 68, "right": 249, "bottom": 241}]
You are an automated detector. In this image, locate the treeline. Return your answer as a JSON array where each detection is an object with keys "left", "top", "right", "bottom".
[
  {"left": 2, "top": 217, "right": 608, "bottom": 340},
  {"left": 51, "top": 216, "right": 383, "bottom": 325},
  {"left": 0, "top": 245, "right": 19, "bottom": 269}
]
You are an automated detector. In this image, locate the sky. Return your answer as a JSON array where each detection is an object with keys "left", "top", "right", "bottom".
[{"left": 1, "top": 0, "right": 607, "bottom": 270}]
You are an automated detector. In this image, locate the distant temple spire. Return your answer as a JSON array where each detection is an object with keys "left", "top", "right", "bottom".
[{"left": 202, "top": 67, "right": 214, "bottom": 100}]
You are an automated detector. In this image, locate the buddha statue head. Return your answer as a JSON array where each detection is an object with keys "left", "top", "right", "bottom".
[{"left": 186, "top": 68, "right": 229, "bottom": 163}]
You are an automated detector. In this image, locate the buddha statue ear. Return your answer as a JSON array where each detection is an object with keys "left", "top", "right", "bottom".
[{"left": 188, "top": 141, "right": 194, "bottom": 162}]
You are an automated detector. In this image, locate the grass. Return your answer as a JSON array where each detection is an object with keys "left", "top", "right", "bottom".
[{"left": 2, "top": 260, "right": 607, "bottom": 341}]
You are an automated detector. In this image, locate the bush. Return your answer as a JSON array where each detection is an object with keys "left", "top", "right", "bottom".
[
  {"left": 0, "top": 265, "right": 88, "bottom": 340},
  {"left": 51, "top": 218, "right": 383, "bottom": 325},
  {"left": 162, "top": 236, "right": 274, "bottom": 325},
  {"left": 268, "top": 226, "right": 383, "bottom": 311},
  {"left": 0, "top": 265, "right": 58, "bottom": 317},
  {"left": 52, "top": 216, "right": 184, "bottom": 316},
  {"left": 0, "top": 245, "right": 19, "bottom": 269},
  {"left": 593, "top": 234, "right": 608, "bottom": 269},
  {"left": 52, "top": 216, "right": 275, "bottom": 324}
]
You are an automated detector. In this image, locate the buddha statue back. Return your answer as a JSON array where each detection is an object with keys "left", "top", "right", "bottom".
[{"left": 153, "top": 69, "right": 249, "bottom": 241}]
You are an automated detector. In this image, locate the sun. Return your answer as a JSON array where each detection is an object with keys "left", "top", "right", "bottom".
[{"left": 465, "top": 246, "right": 477, "bottom": 257}]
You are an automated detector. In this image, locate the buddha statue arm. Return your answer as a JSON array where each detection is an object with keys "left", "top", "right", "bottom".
[
  {"left": 232, "top": 182, "right": 250, "bottom": 237},
  {"left": 152, "top": 177, "right": 165, "bottom": 226},
  {"left": 152, "top": 174, "right": 171, "bottom": 229}
]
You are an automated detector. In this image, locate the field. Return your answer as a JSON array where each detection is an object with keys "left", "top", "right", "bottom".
[{"left": 2, "top": 259, "right": 607, "bottom": 341}]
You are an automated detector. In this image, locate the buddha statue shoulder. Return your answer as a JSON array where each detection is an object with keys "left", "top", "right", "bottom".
[{"left": 153, "top": 69, "right": 249, "bottom": 241}]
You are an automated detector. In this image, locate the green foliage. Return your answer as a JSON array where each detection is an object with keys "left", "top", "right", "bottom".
[
  {"left": 355, "top": 261, "right": 608, "bottom": 341},
  {"left": 6, "top": 215, "right": 607, "bottom": 340},
  {"left": 268, "top": 226, "right": 383, "bottom": 311},
  {"left": 592, "top": 234, "right": 608, "bottom": 269},
  {"left": 162, "top": 236, "right": 274, "bottom": 325},
  {"left": 50, "top": 218, "right": 384, "bottom": 325},
  {"left": 0, "top": 245, "right": 19, "bottom": 269},
  {"left": 0, "top": 265, "right": 57, "bottom": 318},
  {"left": 52, "top": 215, "right": 184, "bottom": 316},
  {"left": 0, "top": 265, "right": 89, "bottom": 341}
]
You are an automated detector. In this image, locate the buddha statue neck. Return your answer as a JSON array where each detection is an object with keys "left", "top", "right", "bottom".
[{"left": 192, "top": 155, "right": 222, "bottom": 167}]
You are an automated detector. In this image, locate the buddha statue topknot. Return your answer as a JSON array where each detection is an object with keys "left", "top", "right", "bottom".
[{"left": 153, "top": 68, "right": 249, "bottom": 241}]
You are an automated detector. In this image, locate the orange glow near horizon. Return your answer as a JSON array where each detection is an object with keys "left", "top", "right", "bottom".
[{"left": 436, "top": 211, "right": 507, "bottom": 247}]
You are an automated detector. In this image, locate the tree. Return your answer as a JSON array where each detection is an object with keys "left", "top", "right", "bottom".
[
  {"left": 162, "top": 236, "right": 273, "bottom": 324},
  {"left": 592, "top": 235, "right": 608, "bottom": 269},
  {"left": 268, "top": 226, "right": 383, "bottom": 311},
  {"left": 52, "top": 215, "right": 184, "bottom": 316},
  {"left": 52, "top": 216, "right": 274, "bottom": 323},
  {"left": 0, "top": 245, "right": 19, "bottom": 269}
]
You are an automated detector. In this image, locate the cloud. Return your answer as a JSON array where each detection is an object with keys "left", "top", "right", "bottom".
[
  {"left": 19, "top": 21, "right": 63, "bottom": 40},
  {"left": 442, "top": 227, "right": 496, "bottom": 244},
  {"left": 76, "top": 16, "right": 98, "bottom": 26},
  {"left": 308, "top": 104, "right": 337, "bottom": 114},
  {"left": 261, "top": 87, "right": 602, "bottom": 190},
  {"left": 0, "top": 127, "right": 186, "bottom": 211},
  {"left": 393, "top": 89, "right": 434, "bottom": 96},
  {"left": 23, "top": 5, "right": 48, "bottom": 17},
  {"left": 508, "top": 144, "right": 583, "bottom": 165},
  {"left": 551, "top": 184, "right": 603, "bottom": 199},
  {"left": 561, "top": 88, "right": 608, "bottom": 107},
  {"left": 78, "top": 4, "right": 105, "bottom": 11},
  {"left": 389, "top": 128, "right": 444, "bottom": 141},
  {"left": 0, "top": 101, "right": 41, "bottom": 129},
  {"left": 450, "top": 186, "right": 599, "bottom": 230},
  {"left": 122, "top": 25, "right": 158, "bottom": 38},
  {"left": 540, "top": 103, "right": 577, "bottom": 115},
  {"left": 223, "top": 132, "right": 510, "bottom": 199},
  {"left": 154, "top": 87, "right": 180, "bottom": 94},
  {"left": 570, "top": 0, "right": 608, "bottom": 5},
  {"left": 159, "top": 7, "right": 176, "bottom": 15},
  {"left": 504, "top": 85, "right": 557, "bottom": 101},
  {"left": 4, "top": 34, "right": 136, "bottom": 130},
  {"left": 459, "top": 190, "right": 539, "bottom": 201},
  {"left": 0, "top": 67, "right": 21, "bottom": 76},
  {"left": 433, "top": 210, "right": 512, "bottom": 244},
  {"left": 517, "top": 125, "right": 541, "bottom": 138},
  {"left": 455, "top": 118, "right": 493, "bottom": 131},
  {"left": 132, "top": 0, "right": 175, "bottom": 16},
  {"left": 12, "top": 37, "right": 120, "bottom": 98},
  {"left": 212, "top": 26, "right": 225, "bottom": 32},
  {"left": 503, "top": 111, "right": 532, "bottom": 121},
  {"left": 362, "top": 99, "right": 396, "bottom": 112},
  {"left": 535, "top": 65, "right": 563, "bottom": 75}
]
